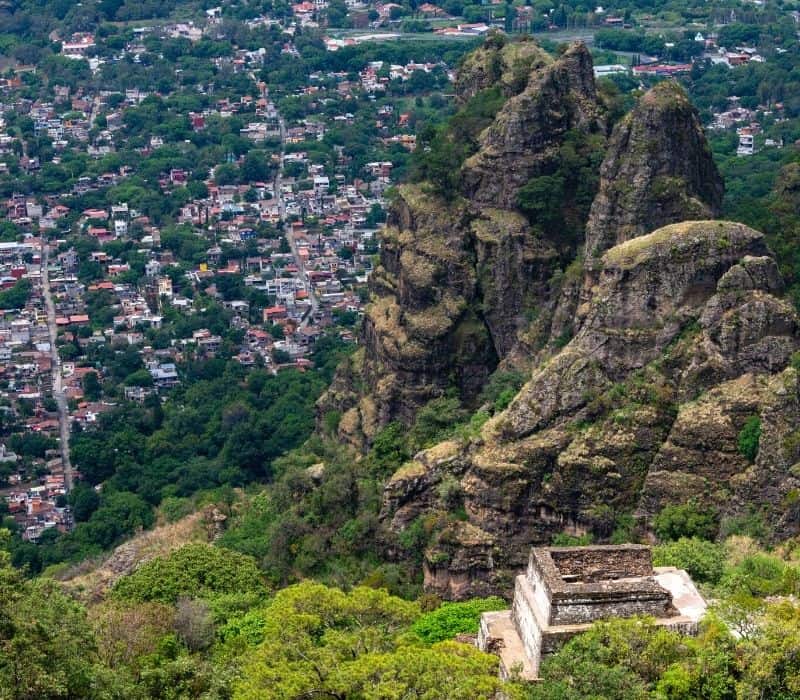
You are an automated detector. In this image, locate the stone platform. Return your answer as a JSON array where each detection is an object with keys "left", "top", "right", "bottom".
[{"left": 477, "top": 545, "right": 707, "bottom": 679}]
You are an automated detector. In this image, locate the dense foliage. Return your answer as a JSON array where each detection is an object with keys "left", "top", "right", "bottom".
[
  {"left": 0, "top": 540, "right": 508, "bottom": 700},
  {"left": 4, "top": 364, "right": 328, "bottom": 573},
  {"left": 410, "top": 597, "right": 506, "bottom": 644},
  {"left": 111, "top": 544, "right": 265, "bottom": 603}
]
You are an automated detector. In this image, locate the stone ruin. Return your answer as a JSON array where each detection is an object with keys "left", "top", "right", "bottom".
[{"left": 477, "top": 544, "right": 707, "bottom": 680}]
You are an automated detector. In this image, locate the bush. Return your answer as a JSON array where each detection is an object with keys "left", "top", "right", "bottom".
[
  {"left": 158, "top": 496, "right": 194, "bottom": 523},
  {"left": 479, "top": 370, "right": 525, "bottom": 414},
  {"left": 718, "top": 553, "right": 800, "bottom": 597},
  {"left": 652, "top": 537, "right": 726, "bottom": 584},
  {"left": 411, "top": 597, "right": 506, "bottom": 644},
  {"left": 111, "top": 543, "right": 265, "bottom": 603},
  {"left": 410, "top": 396, "right": 466, "bottom": 449},
  {"left": 551, "top": 532, "right": 594, "bottom": 546},
  {"left": 653, "top": 500, "right": 718, "bottom": 542},
  {"left": 174, "top": 597, "right": 215, "bottom": 651},
  {"left": 738, "top": 415, "right": 761, "bottom": 463}
]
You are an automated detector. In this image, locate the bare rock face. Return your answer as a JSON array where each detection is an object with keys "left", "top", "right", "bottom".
[
  {"left": 359, "top": 186, "right": 496, "bottom": 432},
  {"left": 380, "top": 221, "right": 800, "bottom": 598},
  {"left": 584, "top": 81, "right": 723, "bottom": 259},
  {"left": 501, "top": 221, "right": 770, "bottom": 440},
  {"left": 462, "top": 43, "right": 604, "bottom": 210},
  {"left": 472, "top": 208, "right": 559, "bottom": 357},
  {"left": 317, "top": 41, "right": 606, "bottom": 445}
]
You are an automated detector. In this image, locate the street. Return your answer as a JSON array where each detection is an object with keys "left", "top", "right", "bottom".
[
  {"left": 41, "top": 244, "right": 73, "bottom": 492},
  {"left": 274, "top": 115, "right": 320, "bottom": 329}
]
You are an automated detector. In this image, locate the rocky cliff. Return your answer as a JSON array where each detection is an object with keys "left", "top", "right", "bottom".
[
  {"left": 319, "top": 41, "right": 729, "bottom": 450},
  {"left": 381, "top": 221, "right": 800, "bottom": 598},
  {"left": 319, "top": 41, "right": 608, "bottom": 446},
  {"left": 462, "top": 42, "right": 604, "bottom": 210},
  {"left": 453, "top": 37, "right": 551, "bottom": 103},
  {"left": 584, "top": 81, "right": 724, "bottom": 259},
  {"left": 318, "top": 37, "right": 800, "bottom": 596}
]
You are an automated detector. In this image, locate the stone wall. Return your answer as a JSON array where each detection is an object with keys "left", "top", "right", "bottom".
[
  {"left": 527, "top": 545, "right": 675, "bottom": 626},
  {"left": 548, "top": 545, "right": 653, "bottom": 581}
]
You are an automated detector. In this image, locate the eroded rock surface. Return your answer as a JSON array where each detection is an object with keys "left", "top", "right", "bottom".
[
  {"left": 318, "top": 38, "right": 800, "bottom": 598},
  {"left": 380, "top": 222, "right": 800, "bottom": 597},
  {"left": 462, "top": 43, "right": 604, "bottom": 210},
  {"left": 584, "top": 81, "right": 723, "bottom": 259}
]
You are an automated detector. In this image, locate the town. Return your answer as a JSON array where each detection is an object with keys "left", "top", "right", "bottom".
[{"left": 1, "top": 0, "right": 799, "bottom": 554}]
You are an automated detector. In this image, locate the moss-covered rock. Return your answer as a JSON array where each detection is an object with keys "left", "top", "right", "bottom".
[{"left": 584, "top": 81, "right": 723, "bottom": 259}]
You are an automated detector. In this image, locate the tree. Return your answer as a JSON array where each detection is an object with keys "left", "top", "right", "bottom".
[
  {"left": 111, "top": 543, "right": 265, "bottom": 603},
  {"left": 0, "top": 279, "right": 32, "bottom": 309},
  {"left": 174, "top": 597, "right": 215, "bottom": 652},
  {"left": 653, "top": 500, "right": 718, "bottom": 542},
  {"left": 516, "top": 174, "right": 565, "bottom": 233},
  {"left": 0, "top": 551, "right": 97, "bottom": 700},
  {"left": 652, "top": 537, "right": 726, "bottom": 584},
  {"left": 215, "top": 163, "right": 239, "bottom": 185},
  {"left": 82, "top": 370, "right": 102, "bottom": 401},
  {"left": 738, "top": 415, "right": 761, "bottom": 463},
  {"left": 241, "top": 151, "right": 273, "bottom": 182},
  {"left": 68, "top": 483, "right": 100, "bottom": 522},
  {"left": 410, "top": 396, "right": 466, "bottom": 449},
  {"left": 737, "top": 600, "right": 800, "bottom": 699},
  {"left": 75, "top": 491, "right": 154, "bottom": 550},
  {"left": 232, "top": 581, "right": 502, "bottom": 700},
  {"left": 89, "top": 600, "right": 175, "bottom": 670}
]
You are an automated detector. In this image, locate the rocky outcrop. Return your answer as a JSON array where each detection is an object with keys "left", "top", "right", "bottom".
[
  {"left": 318, "top": 40, "right": 609, "bottom": 445},
  {"left": 380, "top": 221, "right": 800, "bottom": 598},
  {"left": 320, "top": 39, "right": 790, "bottom": 596},
  {"left": 327, "top": 186, "right": 497, "bottom": 446},
  {"left": 319, "top": 41, "right": 729, "bottom": 453},
  {"left": 530, "top": 81, "right": 725, "bottom": 364},
  {"left": 462, "top": 43, "right": 604, "bottom": 210},
  {"left": 501, "top": 221, "right": 770, "bottom": 439},
  {"left": 473, "top": 209, "right": 560, "bottom": 357},
  {"left": 584, "top": 81, "right": 723, "bottom": 259},
  {"left": 453, "top": 37, "right": 551, "bottom": 103}
]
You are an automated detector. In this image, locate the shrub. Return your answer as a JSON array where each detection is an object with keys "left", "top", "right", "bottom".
[
  {"left": 653, "top": 537, "right": 726, "bottom": 584},
  {"left": 174, "top": 597, "right": 215, "bottom": 651},
  {"left": 653, "top": 500, "right": 718, "bottom": 541},
  {"left": 111, "top": 543, "right": 265, "bottom": 603},
  {"left": 479, "top": 370, "right": 526, "bottom": 413},
  {"left": 159, "top": 496, "right": 193, "bottom": 523},
  {"left": 437, "top": 475, "right": 463, "bottom": 510},
  {"left": 719, "top": 510, "right": 768, "bottom": 542},
  {"left": 738, "top": 415, "right": 761, "bottom": 463},
  {"left": 551, "top": 532, "right": 594, "bottom": 546},
  {"left": 411, "top": 597, "right": 506, "bottom": 644},
  {"left": 410, "top": 396, "right": 466, "bottom": 449},
  {"left": 718, "top": 553, "right": 800, "bottom": 597}
]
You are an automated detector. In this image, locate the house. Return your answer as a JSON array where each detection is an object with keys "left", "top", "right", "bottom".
[
  {"left": 263, "top": 305, "right": 288, "bottom": 323},
  {"left": 737, "top": 127, "right": 755, "bottom": 156},
  {"left": 150, "top": 362, "right": 179, "bottom": 388}
]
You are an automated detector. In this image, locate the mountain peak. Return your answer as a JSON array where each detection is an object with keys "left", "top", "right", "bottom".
[{"left": 584, "top": 80, "right": 724, "bottom": 259}]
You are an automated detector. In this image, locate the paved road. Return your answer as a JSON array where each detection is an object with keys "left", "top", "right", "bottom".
[
  {"left": 274, "top": 116, "right": 319, "bottom": 329},
  {"left": 41, "top": 245, "right": 73, "bottom": 492}
]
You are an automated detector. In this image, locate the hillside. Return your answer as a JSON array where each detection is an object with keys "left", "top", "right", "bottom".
[
  {"left": 3, "top": 26, "right": 800, "bottom": 700},
  {"left": 319, "top": 37, "right": 800, "bottom": 599}
]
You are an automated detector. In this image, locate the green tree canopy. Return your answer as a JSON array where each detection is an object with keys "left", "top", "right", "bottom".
[{"left": 112, "top": 543, "right": 265, "bottom": 603}]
